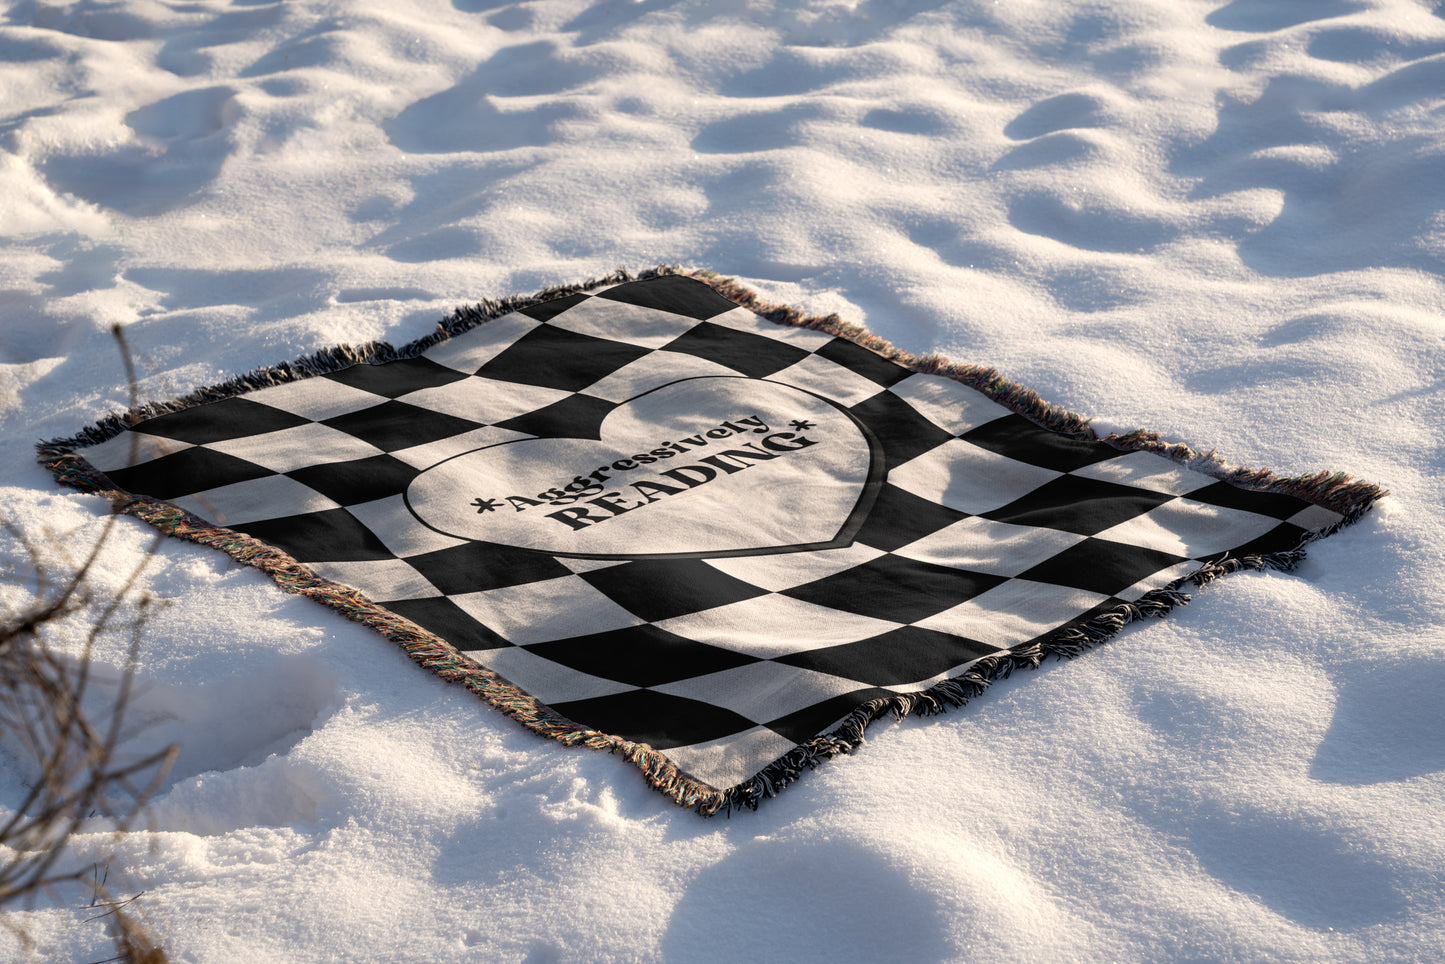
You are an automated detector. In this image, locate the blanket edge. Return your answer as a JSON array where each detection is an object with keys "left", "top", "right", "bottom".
[{"left": 36, "top": 266, "right": 1389, "bottom": 817}]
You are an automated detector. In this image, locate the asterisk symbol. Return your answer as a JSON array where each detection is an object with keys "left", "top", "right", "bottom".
[
  {"left": 471, "top": 498, "right": 501, "bottom": 514},
  {"left": 789, "top": 419, "right": 816, "bottom": 431}
]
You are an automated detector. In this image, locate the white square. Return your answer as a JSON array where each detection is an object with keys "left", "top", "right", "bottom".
[
  {"left": 768, "top": 352, "right": 889, "bottom": 407},
  {"left": 708, "top": 307, "right": 838, "bottom": 349},
  {"left": 306, "top": 558, "right": 442, "bottom": 602},
  {"left": 395, "top": 375, "right": 571, "bottom": 425},
  {"left": 580, "top": 351, "right": 741, "bottom": 403},
  {"left": 654, "top": 662, "right": 871, "bottom": 725},
  {"left": 423, "top": 313, "right": 540, "bottom": 373},
  {"left": 1069, "top": 450, "right": 1218, "bottom": 496},
  {"left": 654, "top": 594, "right": 902, "bottom": 659},
  {"left": 887, "top": 438, "right": 1062, "bottom": 515},
  {"left": 1288, "top": 503, "right": 1344, "bottom": 532},
  {"left": 451, "top": 575, "right": 644, "bottom": 645},
  {"left": 545, "top": 296, "right": 700, "bottom": 347},
  {"left": 82, "top": 432, "right": 192, "bottom": 474},
  {"left": 469, "top": 646, "right": 635, "bottom": 704},
  {"left": 697, "top": 305, "right": 762, "bottom": 330},
  {"left": 389, "top": 426, "right": 531, "bottom": 470},
  {"left": 246, "top": 377, "right": 389, "bottom": 421},
  {"left": 887, "top": 373, "right": 1015, "bottom": 435},
  {"left": 1094, "top": 498, "right": 1282, "bottom": 558},
  {"left": 348, "top": 494, "right": 468, "bottom": 557},
  {"left": 892, "top": 516, "right": 1087, "bottom": 576},
  {"left": 704, "top": 543, "right": 885, "bottom": 592},
  {"left": 916, "top": 579, "right": 1108, "bottom": 649},
  {"left": 663, "top": 725, "right": 802, "bottom": 789},
  {"left": 1116, "top": 561, "right": 1197, "bottom": 602},
  {"left": 556, "top": 557, "right": 631, "bottom": 575},
  {"left": 208, "top": 422, "right": 387, "bottom": 472},
  {"left": 171, "top": 474, "right": 340, "bottom": 527}
]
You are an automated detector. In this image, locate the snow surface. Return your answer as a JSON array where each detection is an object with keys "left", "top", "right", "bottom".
[{"left": 2, "top": 0, "right": 1444, "bottom": 960}]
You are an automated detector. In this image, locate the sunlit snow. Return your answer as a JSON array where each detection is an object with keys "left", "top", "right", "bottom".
[{"left": 2, "top": 0, "right": 1443, "bottom": 960}]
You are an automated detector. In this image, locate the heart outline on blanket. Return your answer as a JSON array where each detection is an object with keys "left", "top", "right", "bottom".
[{"left": 404, "top": 376, "right": 884, "bottom": 559}]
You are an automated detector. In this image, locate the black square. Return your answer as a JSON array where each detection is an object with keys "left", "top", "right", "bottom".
[
  {"left": 286, "top": 454, "right": 421, "bottom": 506},
  {"left": 524, "top": 624, "right": 757, "bottom": 688},
  {"left": 579, "top": 559, "right": 768, "bottom": 621},
  {"left": 776, "top": 626, "right": 1000, "bottom": 687},
  {"left": 783, "top": 554, "right": 1006, "bottom": 623},
  {"left": 403, "top": 541, "right": 572, "bottom": 595},
  {"left": 492, "top": 393, "right": 618, "bottom": 440},
  {"left": 660, "top": 321, "right": 810, "bottom": 378},
  {"left": 382, "top": 596, "right": 510, "bottom": 651},
  {"left": 321, "top": 400, "right": 486, "bottom": 452},
  {"left": 518, "top": 292, "right": 590, "bottom": 322},
  {"left": 474, "top": 324, "right": 651, "bottom": 391},
  {"left": 1184, "top": 481, "right": 1312, "bottom": 520},
  {"left": 1017, "top": 538, "right": 1191, "bottom": 595},
  {"left": 814, "top": 338, "right": 912, "bottom": 388},
  {"left": 848, "top": 390, "right": 956, "bottom": 471},
  {"left": 548, "top": 689, "right": 757, "bottom": 749},
  {"left": 134, "top": 396, "right": 311, "bottom": 445},
  {"left": 101, "top": 446, "right": 274, "bottom": 500},
  {"left": 1055, "top": 596, "right": 1132, "bottom": 635},
  {"left": 595, "top": 275, "right": 740, "bottom": 320},
  {"left": 852, "top": 483, "right": 971, "bottom": 552},
  {"left": 981, "top": 475, "right": 1176, "bottom": 535},
  {"left": 1196, "top": 521, "right": 1309, "bottom": 563},
  {"left": 231, "top": 507, "right": 394, "bottom": 562},
  {"left": 763, "top": 687, "right": 893, "bottom": 745},
  {"left": 960, "top": 413, "right": 1122, "bottom": 472},
  {"left": 323, "top": 357, "right": 471, "bottom": 398}
]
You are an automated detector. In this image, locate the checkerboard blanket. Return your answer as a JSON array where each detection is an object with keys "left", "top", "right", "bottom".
[{"left": 40, "top": 269, "right": 1384, "bottom": 814}]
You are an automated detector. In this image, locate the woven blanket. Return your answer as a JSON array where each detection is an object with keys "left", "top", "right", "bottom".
[{"left": 40, "top": 269, "right": 1384, "bottom": 815}]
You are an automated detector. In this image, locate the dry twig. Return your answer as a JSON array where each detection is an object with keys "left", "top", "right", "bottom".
[{"left": 1, "top": 326, "right": 176, "bottom": 962}]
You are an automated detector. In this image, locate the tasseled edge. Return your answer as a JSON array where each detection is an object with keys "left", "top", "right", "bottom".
[
  {"left": 717, "top": 542, "right": 1327, "bottom": 813},
  {"left": 38, "top": 266, "right": 686, "bottom": 455},
  {"left": 36, "top": 448, "right": 731, "bottom": 816},
  {"left": 688, "top": 268, "right": 1389, "bottom": 518},
  {"left": 36, "top": 265, "right": 1388, "bottom": 818}
]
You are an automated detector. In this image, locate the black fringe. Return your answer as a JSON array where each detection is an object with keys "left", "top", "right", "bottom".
[
  {"left": 35, "top": 265, "right": 1387, "bottom": 817},
  {"left": 718, "top": 535, "right": 1327, "bottom": 814},
  {"left": 38, "top": 265, "right": 687, "bottom": 458}
]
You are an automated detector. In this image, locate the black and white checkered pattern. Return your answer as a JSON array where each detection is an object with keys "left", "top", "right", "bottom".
[{"left": 80, "top": 276, "right": 1341, "bottom": 789}]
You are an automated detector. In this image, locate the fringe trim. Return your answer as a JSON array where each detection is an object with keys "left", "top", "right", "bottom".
[
  {"left": 37, "top": 266, "right": 1387, "bottom": 817},
  {"left": 688, "top": 269, "right": 1389, "bottom": 518},
  {"left": 717, "top": 540, "right": 1329, "bottom": 813},
  {"left": 38, "top": 266, "right": 686, "bottom": 456},
  {"left": 688, "top": 268, "right": 1386, "bottom": 812},
  {"left": 37, "top": 448, "right": 729, "bottom": 815}
]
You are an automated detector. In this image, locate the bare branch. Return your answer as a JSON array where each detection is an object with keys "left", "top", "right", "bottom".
[{"left": 2, "top": 326, "right": 176, "bottom": 963}]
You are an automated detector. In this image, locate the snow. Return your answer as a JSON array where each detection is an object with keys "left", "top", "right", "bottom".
[{"left": 2, "top": 0, "right": 1444, "bottom": 960}]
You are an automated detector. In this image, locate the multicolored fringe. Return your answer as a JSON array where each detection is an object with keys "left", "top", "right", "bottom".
[
  {"left": 690, "top": 269, "right": 1386, "bottom": 519},
  {"left": 40, "top": 268, "right": 666, "bottom": 454},
  {"left": 686, "top": 267, "right": 1386, "bottom": 811},
  {"left": 39, "top": 448, "right": 730, "bottom": 815},
  {"left": 37, "top": 266, "right": 1388, "bottom": 817},
  {"left": 720, "top": 552, "right": 1295, "bottom": 812}
]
